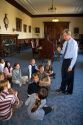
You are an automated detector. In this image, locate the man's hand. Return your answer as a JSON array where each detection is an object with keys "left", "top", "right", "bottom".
[
  {"left": 57, "top": 47, "right": 61, "bottom": 53},
  {"left": 68, "top": 67, "right": 72, "bottom": 72}
]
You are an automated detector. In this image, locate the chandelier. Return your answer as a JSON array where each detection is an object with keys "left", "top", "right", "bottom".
[{"left": 48, "top": 0, "right": 56, "bottom": 12}]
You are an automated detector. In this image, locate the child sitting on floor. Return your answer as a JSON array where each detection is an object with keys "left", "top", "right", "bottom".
[
  {"left": 3, "top": 61, "right": 13, "bottom": 84},
  {"left": 0, "top": 72, "right": 5, "bottom": 81},
  {"left": 0, "top": 59, "right": 5, "bottom": 72},
  {"left": 28, "top": 59, "right": 38, "bottom": 80},
  {"left": 0, "top": 80, "right": 22, "bottom": 121},
  {"left": 27, "top": 73, "right": 41, "bottom": 96},
  {"left": 12, "top": 63, "right": 28, "bottom": 86},
  {"left": 37, "top": 64, "right": 51, "bottom": 88},
  {"left": 44, "top": 59, "right": 55, "bottom": 78},
  {"left": 25, "top": 87, "right": 53, "bottom": 120}
]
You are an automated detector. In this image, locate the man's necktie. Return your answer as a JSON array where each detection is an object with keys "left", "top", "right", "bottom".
[{"left": 63, "top": 41, "right": 68, "bottom": 58}]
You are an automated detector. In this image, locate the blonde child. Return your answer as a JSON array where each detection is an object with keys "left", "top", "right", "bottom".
[
  {"left": 37, "top": 64, "right": 51, "bottom": 87},
  {"left": 28, "top": 59, "right": 38, "bottom": 80},
  {"left": 0, "top": 72, "right": 5, "bottom": 81},
  {"left": 44, "top": 59, "right": 55, "bottom": 78},
  {"left": 0, "top": 80, "right": 22, "bottom": 121}
]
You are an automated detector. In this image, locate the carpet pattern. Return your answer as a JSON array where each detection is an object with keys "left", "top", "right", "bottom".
[{"left": 0, "top": 49, "right": 83, "bottom": 125}]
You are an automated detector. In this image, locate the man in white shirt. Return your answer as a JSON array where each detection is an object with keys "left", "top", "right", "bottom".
[{"left": 56, "top": 29, "right": 78, "bottom": 94}]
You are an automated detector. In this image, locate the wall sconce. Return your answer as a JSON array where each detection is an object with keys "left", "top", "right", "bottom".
[
  {"left": 0, "top": 26, "right": 1, "bottom": 29},
  {"left": 12, "top": 28, "right": 16, "bottom": 32},
  {"left": 3, "top": 14, "right": 9, "bottom": 30}
]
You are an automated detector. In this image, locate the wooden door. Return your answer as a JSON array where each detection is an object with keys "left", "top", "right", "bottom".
[{"left": 44, "top": 22, "right": 69, "bottom": 41}]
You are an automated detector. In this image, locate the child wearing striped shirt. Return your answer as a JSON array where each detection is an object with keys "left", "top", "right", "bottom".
[{"left": 0, "top": 80, "right": 22, "bottom": 121}]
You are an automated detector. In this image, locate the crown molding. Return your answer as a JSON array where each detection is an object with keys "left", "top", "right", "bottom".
[
  {"left": 5, "top": 0, "right": 32, "bottom": 17},
  {"left": 32, "top": 14, "right": 83, "bottom": 18},
  {"left": 6, "top": 0, "right": 83, "bottom": 18}
]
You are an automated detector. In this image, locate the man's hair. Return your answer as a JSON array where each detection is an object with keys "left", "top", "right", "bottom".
[{"left": 62, "top": 29, "right": 71, "bottom": 36}]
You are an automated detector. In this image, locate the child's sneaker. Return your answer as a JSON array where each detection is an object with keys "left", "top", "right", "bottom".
[
  {"left": 51, "top": 105, "right": 57, "bottom": 112},
  {"left": 19, "top": 84, "right": 22, "bottom": 87}
]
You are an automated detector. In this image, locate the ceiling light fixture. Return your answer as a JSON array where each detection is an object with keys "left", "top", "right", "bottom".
[
  {"left": 48, "top": 0, "right": 56, "bottom": 12},
  {"left": 52, "top": 18, "right": 59, "bottom": 22}
]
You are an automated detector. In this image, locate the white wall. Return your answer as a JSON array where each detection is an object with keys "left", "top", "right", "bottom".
[
  {"left": 0, "top": 0, "right": 83, "bottom": 39},
  {"left": 0, "top": 0, "right": 32, "bottom": 39},
  {"left": 32, "top": 17, "right": 83, "bottom": 38}
]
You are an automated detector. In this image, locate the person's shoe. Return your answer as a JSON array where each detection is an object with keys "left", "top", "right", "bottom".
[
  {"left": 55, "top": 89, "right": 66, "bottom": 95},
  {"left": 55, "top": 88, "right": 62, "bottom": 92},
  {"left": 19, "top": 84, "right": 22, "bottom": 87},
  {"left": 53, "top": 76, "right": 55, "bottom": 79},
  {"left": 55, "top": 91, "right": 63, "bottom": 95},
  {"left": 65, "top": 91, "right": 72, "bottom": 95},
  {"left": 53, "top": 73, "right": 56, "bottom": 79}
]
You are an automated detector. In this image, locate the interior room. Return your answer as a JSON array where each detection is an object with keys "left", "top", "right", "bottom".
[{"left": 0, "top": 0, "right": 83, "bottom": 125}]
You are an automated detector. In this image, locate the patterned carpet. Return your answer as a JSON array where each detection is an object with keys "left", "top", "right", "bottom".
[{"left": 1, "top": 49, "right": 83, "bottom": 125}]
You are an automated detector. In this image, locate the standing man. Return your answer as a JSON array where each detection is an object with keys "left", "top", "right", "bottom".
[{"left": 56, "top": 29, "right": 78, "bottom": 95}]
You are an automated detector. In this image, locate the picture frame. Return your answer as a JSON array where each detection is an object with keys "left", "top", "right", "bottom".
[
  {"left": 29, "top": 25, "right": 31, "bottom": 33},
  {"left": 16, "top": 17, "right": 22, "bottom": 32},
  {"left": 35, "top": 27, "right": 40, "bottom": 33},
  {"left": 74, "top": 27, "right": 79, "bottom": 34},
  {"left": 23, "top": 24, "right": 27, "bottom": 32}
]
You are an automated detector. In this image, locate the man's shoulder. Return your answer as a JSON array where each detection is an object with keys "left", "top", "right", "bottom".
[
  {"left": 70, "top": 38, "right": 78, "bottom": 44},
  {"left": 73, "top": 39, "right": 78, "bottom": 46}
]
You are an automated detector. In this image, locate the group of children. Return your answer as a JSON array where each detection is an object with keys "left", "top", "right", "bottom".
[{"left": 0, "top": 58, "right": 55, "bottom": 121}]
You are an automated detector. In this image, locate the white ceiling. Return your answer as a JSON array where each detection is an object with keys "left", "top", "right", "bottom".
[{"left": 15, "top": 0, "right": 83, "bottom": 15}]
